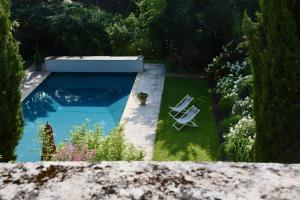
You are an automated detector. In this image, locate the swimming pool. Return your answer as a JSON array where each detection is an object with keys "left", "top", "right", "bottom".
[{"left": 17, "top": 73, "right": 136, "bottom": 162}]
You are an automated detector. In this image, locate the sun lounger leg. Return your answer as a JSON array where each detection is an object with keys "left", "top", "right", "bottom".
[{"left": 173, "top": 121, "right": 185, "bottom": 131}]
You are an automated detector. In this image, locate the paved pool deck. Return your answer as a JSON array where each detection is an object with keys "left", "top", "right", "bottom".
[
  {"left": 21, "top": 66, "right": 50, "bottom": 101},
  {"left": 21, "top": 64, "right": 166, "bottom": 161},
  {"left": 121, "top": 64, "right": 166, "bottom": 160}
]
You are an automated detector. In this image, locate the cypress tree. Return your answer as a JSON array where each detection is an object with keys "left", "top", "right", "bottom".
[
  {"left": 243, "top": 0, "right": 300, "bottom": 163},
  {"left": 0, "top": 0, "right": 24, "bottom": 161}
]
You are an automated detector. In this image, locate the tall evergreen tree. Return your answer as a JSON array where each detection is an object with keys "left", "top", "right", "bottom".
[
  {"left": 0, "top": 0, "right": 24, "bottom": 161},
  {"left": 243, "top": 0, "right": 300, "bottom": 162}
]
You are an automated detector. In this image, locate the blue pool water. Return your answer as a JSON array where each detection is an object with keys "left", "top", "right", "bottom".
[{"left": 17, "top": 73, "right": 136, "bottom": 162}]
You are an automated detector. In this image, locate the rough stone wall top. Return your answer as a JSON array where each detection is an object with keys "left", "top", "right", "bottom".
[{"left": 0, "top": 162, "right": 299, "bottom": 200}]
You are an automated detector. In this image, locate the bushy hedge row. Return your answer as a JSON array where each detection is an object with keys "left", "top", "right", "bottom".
[{"left": 206, "top": 39, "right": 255, "bottom": 162}]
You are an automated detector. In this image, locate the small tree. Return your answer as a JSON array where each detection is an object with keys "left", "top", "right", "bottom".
[
  {"left": 0, "top": 0, "right": 24, "bottom": 161},
  {"left": 243, "top": 0, "right": 300, "bottom": 162},
  {"left": 40, "top": 123, "right": 57, "bottom": 161}
]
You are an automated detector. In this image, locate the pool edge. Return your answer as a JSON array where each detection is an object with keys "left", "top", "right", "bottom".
[{"left": 21, "top": 66, "right": 51, "bottom": 102}]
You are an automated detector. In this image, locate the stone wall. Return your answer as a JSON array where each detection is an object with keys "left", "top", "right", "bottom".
[{"left": 0, "top": 162, "right": 299, "bottom": 199}]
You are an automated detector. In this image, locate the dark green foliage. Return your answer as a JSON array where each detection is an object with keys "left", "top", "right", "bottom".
[
  {"left": 220, "top": 115, "right": 241, "bottom": 135},
  {"left": 13, "top": 2, "right": 113, "bottom": 59},
  {"left": 218, "top": 96, "right": 235, "bottom": 117},
  {"left": 152, "top": 0, "right": 235, "bottom": 70},
  {"left": 12, "top": 0, "right": 258, "bottom": 72},
  {"left": 150, "top": 0, "right": 258, "bottom": 71},
  {"left": 33, "top": 46, "right": 43, "bottom": 71},
  {"left": 73, "top": 0, "right": 136, "bottom": 15},
  {"left": 238, "top": 75, "right": 253, "bottom": 98},
  {"left": 244, "top": 0, "right": 300, "bottom": 163},
  {"left": 0, "top": 0, "right": 24, "bottom": 161}
]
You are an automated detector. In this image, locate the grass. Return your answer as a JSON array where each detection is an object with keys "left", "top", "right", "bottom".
[{"left": 153, "top": 77, "right": 220, "bottom": 161}]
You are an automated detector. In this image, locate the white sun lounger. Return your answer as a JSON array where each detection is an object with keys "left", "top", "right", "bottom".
[
  {"left": 173, "top": 105, "right": 200, "bottom": 131},
  {"left": 169, "top": 95, "right": 193, "bottom": 118}
]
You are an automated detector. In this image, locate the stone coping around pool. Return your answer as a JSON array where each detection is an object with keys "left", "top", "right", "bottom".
[
  {"left": 0, "top": 162, "right": 299, "bottom": 199},
  {"left": 21, "top": 66, "right": 51, "bottom": 102},
  {"left": 45, "top": 56, "right": 144, "bottom": 73},
  {"left": 120, "top": 64, "right": 166, "bottom": 161},
  {"left": 45, "top": 55, "right": 144, "bottom": 61}
]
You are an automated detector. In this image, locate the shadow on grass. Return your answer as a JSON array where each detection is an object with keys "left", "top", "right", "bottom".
[{"left": 153, "top": 77, "right": 220, "bottom": 161}]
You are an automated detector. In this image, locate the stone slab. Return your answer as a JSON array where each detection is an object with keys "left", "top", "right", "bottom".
[{"left": 0, "top": 162, "right": 299, "bottom": 200}]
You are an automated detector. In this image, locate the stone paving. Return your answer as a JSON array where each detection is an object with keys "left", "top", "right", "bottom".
[
  {"left": 121, "top": 64, "right": 166, "bottom": 160},
  {"left": 21, "top": 66, "right": 50, "bottom": 101}
]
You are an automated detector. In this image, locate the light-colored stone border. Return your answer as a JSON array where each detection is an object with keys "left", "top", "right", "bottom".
[
  {"left": 121, "top": 64, "right": 166, "bottom": 160},
  {"left": 45, "top": 56, "right": 144, "bottom": 73},
  {"left": 21, "top": 66, "right": 51, "bottom": 101}
]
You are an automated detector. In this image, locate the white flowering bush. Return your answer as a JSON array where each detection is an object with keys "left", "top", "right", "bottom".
[
  {"left": 224, "top": 116, "right": 256, "bottom": 162},
  {"left": 207, "top": 39, "right": 256, "bottom": 162},
  {"left": 218, "top": 60, "right": 248, "bottom": 77},
  {"left": 206, "top": 40, "right": 248, "bottom": 79},
  {"left": 217, "top": 74, "right": 237, "bottom": 98},
  {"left": 217, "top": 73, "right": 252, "bottom": 99},
  {"left": 232, "top": 96, "right": 253, "bottom": 117}
]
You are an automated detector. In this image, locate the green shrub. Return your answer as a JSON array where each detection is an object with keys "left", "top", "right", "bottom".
[
  {"left": 95, "top": 126, "right": 144, "bottom": 161},
  {"left": 218, "top": 96, "right": 235, "bottom": 116},
  {"left": 238, "top": 75, "right": 253, "bottom": 98},
  {"left": 55, "top": 123, "right": 144, "bottom": 161},
  {"left": 220, "top": 115, "right": 241, "bottom": 135},
  {"left": 224, "top": 116, "right": 256, "bottom": 162}
]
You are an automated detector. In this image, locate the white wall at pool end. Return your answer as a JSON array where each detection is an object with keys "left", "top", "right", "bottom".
[{"left": 45, "top": 56, "right": 144, "bottom": 73}]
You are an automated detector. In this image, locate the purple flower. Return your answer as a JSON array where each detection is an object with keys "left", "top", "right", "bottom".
[{"left": 55, "top": 142, "right": 96, "bottom": 161}]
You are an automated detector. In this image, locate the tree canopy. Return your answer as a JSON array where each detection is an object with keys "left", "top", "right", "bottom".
[
  {"left": 244, "top": 0, "right": 300, "bottom": 163},
  {"left": 0, "top": 0, "right": 24, "bottom": 161}
]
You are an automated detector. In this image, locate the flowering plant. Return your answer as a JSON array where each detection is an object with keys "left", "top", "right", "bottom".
[
  {"left": 207, "top": 39, "right": 256, "bottom": 162},
  {"left": 232, "top": 96, "right": 253, "bottom": 117},
  {"left": 224, "top": 116, "right": 256, "bottom": 162},
  {"left": 55, "top": 142, "right": 96, "bottom": 161},
  {"left": 54, "top": 123, "right": 144, "bottom": 161}
]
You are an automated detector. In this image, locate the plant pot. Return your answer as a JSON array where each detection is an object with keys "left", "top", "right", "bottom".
[{"left": 137, "top": 92, "right": 148, "bottom": 106}]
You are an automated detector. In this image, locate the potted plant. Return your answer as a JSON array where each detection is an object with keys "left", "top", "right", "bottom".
[{"left": 137, "top": 92, "right": 148, "bottom": 105}]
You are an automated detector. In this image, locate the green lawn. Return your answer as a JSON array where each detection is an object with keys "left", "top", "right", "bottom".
[{"left": 153, "top": 77, "right": 220, "bottom": 161}]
